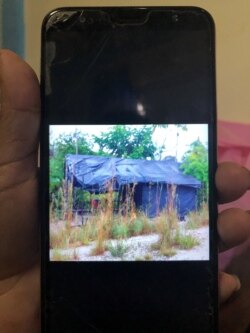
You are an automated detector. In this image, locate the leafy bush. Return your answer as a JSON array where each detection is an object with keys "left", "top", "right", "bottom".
[{"left": 111, "top": 223, "right": 129, "bottom": 239}]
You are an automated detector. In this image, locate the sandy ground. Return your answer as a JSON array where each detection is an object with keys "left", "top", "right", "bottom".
[
  {"left": 169, "top": 225, "right": 209, "bottom": 261},
  {"left": 50, "top": 223, "right": 209, "bottom": 261}
]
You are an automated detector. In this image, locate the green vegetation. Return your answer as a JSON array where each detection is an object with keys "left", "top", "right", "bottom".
[
  {"left": 93, "top": 125, "right": 157, "bottom": 159},
  {"left": 174, "top": 231, "right": 200, "bottom": 249},
  {"left": 151, "top": 211, "right": 178, "bottom": 256},
  {"left": 186, "top": 204, "right": 209, "bottom": 230},
  {"left": 69, "top": 227, "right": 91, "bottom": 246},
  {"left": 107, "top": 241, "right": 128, "bottom": 258},
  {"left": 151, "top": 210, "right": 200, "bottom": 257},
  {"left": 50, "top": 204, "right": 204, "bottom": 260},
  {"left": 110, "top": 213, "right": 155, "bottom": 240},
  {"left": 111, "top": 223, "right": 129, "bottom": 239},
  {"left": 180, "top": 139, "right": 208, "bottom": 203},
  {"left": 129, "top": 218, "right": 144, "bottom": 236},
  {"left": 50, "top": 131, "right": 94, "bottom": 192}
]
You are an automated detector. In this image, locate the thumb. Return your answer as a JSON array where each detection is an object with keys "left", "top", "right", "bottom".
[
  {"left": 0, "top": 49, "right": 40, "bottom": 165},
  {"left": 0, "top": 49, "right": 40, "bottom": 279}
]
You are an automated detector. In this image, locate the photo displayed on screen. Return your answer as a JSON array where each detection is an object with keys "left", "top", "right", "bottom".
[{"left": 49, "top": 124, "right": 209, "bottom": 262}]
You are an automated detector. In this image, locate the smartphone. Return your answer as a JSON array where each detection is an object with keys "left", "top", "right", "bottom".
[{"left": 41, "top": 7, "right": 217, "bottom": 333}]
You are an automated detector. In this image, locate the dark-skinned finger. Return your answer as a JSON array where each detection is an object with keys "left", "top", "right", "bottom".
[
  {"left": 218, "top": 208, "right": 250, "bottom": 252},
  {"left": 0, "top": 50, "right": 40, "bottom": 279},
  {"left": 219, "top": 271, "right": 241, "bottom": 304},
  {"left": 219, "top": 239, "right": 250, "bottom": 333},
  {"left": 216, "top": 162, "right": 250, "bottom": 204},
  {"left": 0, "top": 49, "right": 40, "bottom": 166}
]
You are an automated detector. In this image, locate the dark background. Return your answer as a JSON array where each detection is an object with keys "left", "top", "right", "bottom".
[{"left": 41, "top": 7, "right": 217, "bottom": 333}]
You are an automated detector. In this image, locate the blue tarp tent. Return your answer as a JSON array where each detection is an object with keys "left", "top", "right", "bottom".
[{"left": 65, "top": 155, "right": 201, "bottom": 219}]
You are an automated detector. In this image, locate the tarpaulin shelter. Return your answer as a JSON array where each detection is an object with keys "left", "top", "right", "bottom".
[{"left": 65, "top": 154, "right": 201, "bottom": 219}]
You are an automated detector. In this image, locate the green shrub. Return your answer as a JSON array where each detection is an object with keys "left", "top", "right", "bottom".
[
  {"left": 111, "top": 223, "right": 129, "bottom": 239},
  {"left": 108, "top": 241, "right": 128, "bottom": 258},
  {"left": 174, "top": 232, "right": 200, "bottom": 249},
  {"left": 129, "top": 219, "right": 144, "bottom": 236}
]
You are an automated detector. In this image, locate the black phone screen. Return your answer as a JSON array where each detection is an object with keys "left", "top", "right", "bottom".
[{"left": 41, "top": 7, "right": 217, "bottom": 333}]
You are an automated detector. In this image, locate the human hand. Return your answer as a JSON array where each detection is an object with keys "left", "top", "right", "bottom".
[
  {"left": 0, "top": 49, "right": 249, "bottom": 333},
  {"left": 217, "top": 162, "right": 250, "bottom": 333},
  {"left": 0, "top": 50, "right": 40, "bottom": 333}
]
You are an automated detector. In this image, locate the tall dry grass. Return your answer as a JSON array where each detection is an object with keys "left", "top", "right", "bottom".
[
  {"left": 50, "top": 179, "right": 202, "bottom": 259},
  {"left": 91, "top": 181, "right": 114, "bottom": 255},
  {"left": 186, "top": 203, "right": 209, "bottom": 230},
  {"left": 152, "top": 209, "right": 178, "bottom": 256},
  {"left": 152, "top": 208, "right": 200, "bottom": 257},
  {"left": 50, "top": 227, "right": 69, "bottom": 249}
]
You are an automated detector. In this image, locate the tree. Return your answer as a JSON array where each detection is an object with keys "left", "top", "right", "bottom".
[
  {"left": 50, "top": 131, "right": 93, "bottom": 191},
  {"left": 93, "top": 125, "right": 157, "bottom": 159},
  {"left": 180, "top": 139, "right": 208, "bottom": 202}
]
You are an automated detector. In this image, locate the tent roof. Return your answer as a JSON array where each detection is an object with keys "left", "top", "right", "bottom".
[{"left": 65, "top": 154, "right": 201, "bottom": 191}]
